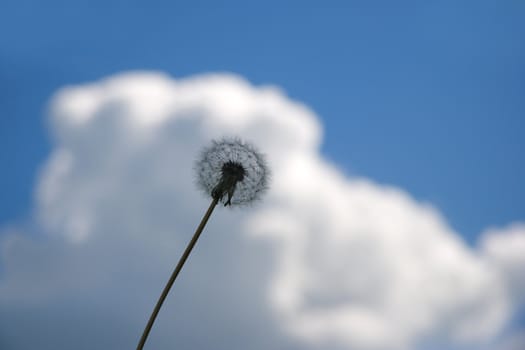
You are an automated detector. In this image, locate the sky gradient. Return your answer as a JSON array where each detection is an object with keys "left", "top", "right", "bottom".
[
  {"left": 1, "top": 1, "right": 524, "bottom": 350},
  {"left": 1, "top": 0, "right": 524, "bottom": 241}
]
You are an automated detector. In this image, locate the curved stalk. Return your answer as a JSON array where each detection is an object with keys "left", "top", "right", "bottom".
[{"left": 136, "top": 197, "right": 219, "bottom": 350}]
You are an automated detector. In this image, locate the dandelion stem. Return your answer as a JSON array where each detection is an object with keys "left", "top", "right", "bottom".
[{"left": 136, "top": 197, "right": 219, "bottom": 350}]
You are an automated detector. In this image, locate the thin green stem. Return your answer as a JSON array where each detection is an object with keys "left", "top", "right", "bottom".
[{"left": 136, "top": 197, "right": 219, "bottom": 350}]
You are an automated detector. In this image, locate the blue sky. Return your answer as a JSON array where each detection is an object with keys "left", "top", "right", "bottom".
[
  {"left": 1, "top": 0, "right": 524, "bottom": 243},
  {"left": 1, "top": 2, "right": 525, "bottom": 349}
]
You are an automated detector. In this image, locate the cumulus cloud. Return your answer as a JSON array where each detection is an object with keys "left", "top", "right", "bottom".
[
  {"left": 481, "top": 223, "right": 525, "bottom": 305},
  {"left": 0, "top": 71, "right": 524, "bottom": 350}
]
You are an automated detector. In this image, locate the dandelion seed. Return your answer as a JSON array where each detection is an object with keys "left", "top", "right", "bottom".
[
  {"left": 136, "top": 137, "right": 270, "bottom": 350},
  {"left": 196, "top": 137, "right": 270, "bottom": 206}
]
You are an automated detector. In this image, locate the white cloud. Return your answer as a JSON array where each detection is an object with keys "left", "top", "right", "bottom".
[
  {"left": 0, "top": 71, "right": 524, "bottom": 350},
  {"left": 492, "top": 331, "right": 525, "bottom": 350},
  {"left": 481, "top": 223, "right": 525, "bottom": 304},
  {"left": 251, "top": 174, "right": 511, "bottom": 349}
]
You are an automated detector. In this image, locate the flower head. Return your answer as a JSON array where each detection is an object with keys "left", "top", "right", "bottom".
[{"left": 196, "top": 137, "right": 270, "bottom": 206}]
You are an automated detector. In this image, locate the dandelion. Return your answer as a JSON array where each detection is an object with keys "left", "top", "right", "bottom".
[
  {"left": 136, "top": 137, "right": 270, "bottom": 350},
  {"left": 196, "top": 137, "right": 270, "bottom": 206}
]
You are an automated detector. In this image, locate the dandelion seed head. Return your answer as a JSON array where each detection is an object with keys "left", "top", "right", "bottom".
[{"left": 196, "top": 137, "right": 270, "bottom": 206}]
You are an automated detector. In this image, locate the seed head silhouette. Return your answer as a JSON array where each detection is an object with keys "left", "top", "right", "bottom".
[{"left": 196, "top": 137, "right": 270, "bottom": 206}]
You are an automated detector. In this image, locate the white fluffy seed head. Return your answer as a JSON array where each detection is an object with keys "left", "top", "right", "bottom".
[{"left": 195, "top": 137, "right": 270, "bottom": 206}]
